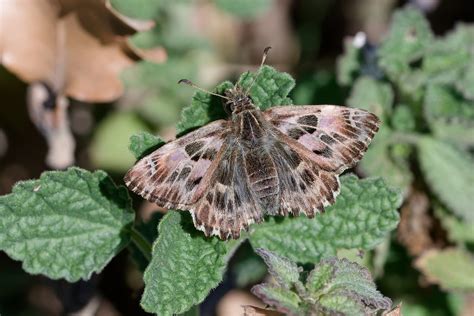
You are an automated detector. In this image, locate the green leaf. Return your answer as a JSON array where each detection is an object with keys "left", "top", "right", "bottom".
[
  {"left": 378, "top": 6, "right": 433, "bottom": 80},
  {"left": 422, "top": 23, "right": 474, "bottom": 96},
  {"left": 391, "top": 104, "right": 416, "bottom": 132},
  {"left": 254, "top": 248, "right": 301, "bottom": 289},
  {"left": 252, "top": 284, "right": 302, "bottom": 316},
  {"left": 415, "top": 248, "right": 474, "bottom": 291},
  {"left": 424, "top": 85, "right": 474, "bottom": 148},
  {"left": 359, "top": 126, "right": 413, "bottom": 194},
  {"left": 417, "top": 137, "right": 474, "bottom": 222},
  {"left": 249, "top": 175, "right": 401, "bottom": 263},
  {"left": 434, "top": 205, "right": 474, "bottom": 245},
  {"left": 347, "top": 76, "right": 394, "bottom": 119},
  {"left": 140, "top": 211, "right": 239, "bottom": 315},
  {"left": 457, "top": 58, "right": 474, "bottom": 101},
  {"left": 90, "top": 112, "right": 150, "bottom": 172},
  {"left": 0, "top": 167, "right": 135, "bottom": 282},
  {"left": 307, "top": 258, "right": 392, "bottom": 314},
  {"left": 176, "top": 65, "right": 294, "bottom": 134},
  {"left": 129, "top": 132, "right": 165, "bottom": 160},
  {"left": 232, "top": 250, "right": 267, "bottom": 287},
  {"left": 214, "top": 0, "right": 272, "bottom": 19},
  {"left": 237, "top": 65, "right": 295, "bottom": 110},
  {"left": 121, "top": 58, "right": 197, "bottom": 126},
  {"left": 176, "top": 81, "right": 233, "bottom": 135},
  {"left": 336, "top": 36, "right": 363, "bottom": 86},
  {"left": 110, "top": 0, "right": 162, "bottom": 19},
  {"left": 251, "top": 254, "right": 392, "bottom": 316}
]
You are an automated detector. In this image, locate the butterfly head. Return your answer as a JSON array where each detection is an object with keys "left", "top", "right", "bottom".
[{"left": 223, "top": 86, "right": 255, "bottom": 114}]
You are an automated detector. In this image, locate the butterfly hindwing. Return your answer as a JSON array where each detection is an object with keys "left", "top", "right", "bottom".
[
  {"left": 124, "top": 120, "right": 230, "bottom": 209},
  {"left": 270, "top": 140, "right": 340, "bottom": 217},
  {"left": 264, "top": 105, "right": 380, "bottom": 173},
  {"left": 191, "top": 139, "right": 264, "bottom": 239}
]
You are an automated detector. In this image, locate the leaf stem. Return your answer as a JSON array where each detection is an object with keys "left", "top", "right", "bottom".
[{"left": 130, "top": 226, "right": 152, "bottom": 262}]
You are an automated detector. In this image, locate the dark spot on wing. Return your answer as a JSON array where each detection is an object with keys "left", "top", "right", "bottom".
[
  {"left": 320, "top": 134, "right": 336, "bottom": 145},
  {"left": 297, "top": 114, "right": 319, "bottom": 127},
  {"left": 167, "top": 170, "right": 179, "bottom": 183},
  {"left": 215, "top": 163, "right": 232, "bottom": 185},
  {"left": 206, "top": 192, "right": 213, "bottom": 204},
  {"left": 185, "top": 141, "right": 205, "bottom": 156},
  {"left": 301, "top": 169, "right": 315, "bottom": 185},
  {"left": 288, "top": 128, "right": 305, "bottom": 139},
  {"left": 215, "top": 191, "right": 226, "bottom": 210},
  {"left": 332, "top": 133, "right": 347, "bottom": 142},
  {"left": 234, "top": 192, "right": 242, "bottom": 207},
  {"left": 202, "top": 148, "right": 217, "bottom": 160},
  {"left": 313, "top": 147, "right": 333, "bottom": 158},
  {"left": 178, "top": 166, "right": 191, "bottom": 180},
  {"left": 185, "top": 176, "right": 202, "bottom": 190},
  {"left": 299, "top": 182, "right": 307, "bottom": 192}
]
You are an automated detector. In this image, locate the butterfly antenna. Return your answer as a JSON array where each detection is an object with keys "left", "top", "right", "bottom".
[
  {"left": 178, "top": 79, "right": 229, "bottom": 100},
  {"left": 244, "top": 46, "right": 272, "bottom": 95}
]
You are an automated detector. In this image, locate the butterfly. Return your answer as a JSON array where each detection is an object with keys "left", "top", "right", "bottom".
[{"left": 124, "top": 47, "right": 380, "bottom": 240}]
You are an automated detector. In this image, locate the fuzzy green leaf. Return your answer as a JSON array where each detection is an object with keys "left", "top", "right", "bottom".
[
  {"left": 129, "top": 132, "right": 165, "bottom": 160},
  {"left": 307, "top": 258, "right": 392, "bottom": 314},
  {"left": 416, "top": 248, "right": 474, "bottom": 291},
  {"left": 0, "top": 168, "right": 135, "bottom": 282},
  {"left": 90, "top": 112, "right": 150, "bottom": 172},
  {"left": 140, "top": 211, "right": 239, "bottom": 315},
  {"left": 359, "top": 126, "right": 413, "bottom": 194},
  {"left": 252, "top": 284, "right": 302, "bottom": 316},
  {"left": 424, "top": 85, "right": 474, "bottom": 148},
  {"left": 255, "top": 248, "right": 301, "bottom": 289},
  {"left": 176, "top": 81, "right": 233, "bottom": 135},
  {"left": 378, "top": 6, "right": 433, "bottom": 79},
  {"left": 249, "top": 175, "right": 401, "bottom": 263},
  {"left": 176, "top": 66, "right": 294, "bottom": 134},
  {"left": 237, "top": 65, "right": 295, "bottom": 110},
  {"left": 214, "top": 0, "right": 272, "bottom": 19},
  {"left": 457, "top": 59, "right": 474, "bottom": 100},
  {"left": 418, "top": 137, "right": 474, "bottom": 222},
  {"left": 252, "top": 254, "right": 392, "bottom": 316},
  {"left": 434, "top": 205, "right": 474, "bottom": 245},
  {"left": 347, "top": 76, "right": 394, "bottom": 119}
]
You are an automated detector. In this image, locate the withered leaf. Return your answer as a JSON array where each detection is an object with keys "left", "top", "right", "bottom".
[{"left": 0, "top": 0, "right": 166, "bottom": 102}]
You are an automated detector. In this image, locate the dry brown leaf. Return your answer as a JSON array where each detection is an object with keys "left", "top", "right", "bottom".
[
  {"left": 0, "top": 0, "right": 166, "bottom": 103},
  {"left": 397, "top": 190, "right": 434, "bottom": 256},
  {"left": 27, "top": 82, "right": 75, "bottom": 169},
  {"left": 383, "top": 303, "right": 402, "bottom": 316}
]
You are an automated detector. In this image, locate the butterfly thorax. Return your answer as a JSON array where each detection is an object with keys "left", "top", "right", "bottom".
[{"left": 224, "top": 87, "right": 256, "bottom": 115}]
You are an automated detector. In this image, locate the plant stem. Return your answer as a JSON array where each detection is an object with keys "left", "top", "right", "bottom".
[{"left": 130, "top": 226, "right": 152, "bottom": 262}]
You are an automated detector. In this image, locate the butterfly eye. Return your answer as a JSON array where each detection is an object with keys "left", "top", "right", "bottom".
[{"left": 223, "top": 100, "right": 235, "bottom": 114}]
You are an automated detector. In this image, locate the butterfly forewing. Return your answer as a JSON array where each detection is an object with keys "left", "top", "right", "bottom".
[
  {"left": 124, "top": 119, "right": 230, "bottom": 209},
  {"left": 264, "top": 105, "right": 380, "bottom": 173}
]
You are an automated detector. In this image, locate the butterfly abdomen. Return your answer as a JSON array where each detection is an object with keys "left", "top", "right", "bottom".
[{"left": 243, "top": 146, "right": 280, "bottom": 214}]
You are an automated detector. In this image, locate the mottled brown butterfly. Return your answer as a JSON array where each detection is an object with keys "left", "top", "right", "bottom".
[{"left": 124, "top": 47, "right": 380, "bottom": 240}]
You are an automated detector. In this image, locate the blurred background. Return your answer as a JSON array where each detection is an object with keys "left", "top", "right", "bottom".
[{"left": 0, "top": 0, "right": 473, "bottom": 315}]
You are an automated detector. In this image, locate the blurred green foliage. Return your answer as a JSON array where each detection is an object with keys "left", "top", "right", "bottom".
[{"left": 338, "top": 6, "right": 474, "bottom": 316}]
